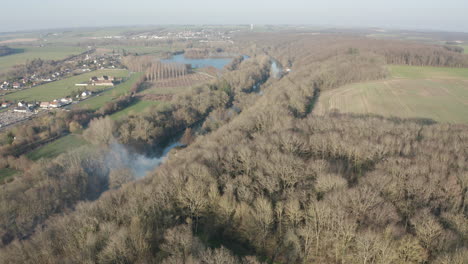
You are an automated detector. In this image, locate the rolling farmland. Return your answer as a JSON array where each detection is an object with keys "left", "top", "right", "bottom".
[
  {"left": 388, "top": 65, "right": 468, "bottom": 79},
  {"left": 0, "top": 45, "right": 87, "bottom": 73},
  {"left": 140, "top": 72, "right": 214, "bottom": 95},
  {"left": 314, "top": 65, "right": 468, "bottom": 123}
]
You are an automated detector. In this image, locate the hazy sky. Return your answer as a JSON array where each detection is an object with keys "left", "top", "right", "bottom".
[{"left": 1, "top": 0, "right": 468, "bottom": 32}]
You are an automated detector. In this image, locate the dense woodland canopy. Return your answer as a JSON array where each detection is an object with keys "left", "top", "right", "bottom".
[{"left": 0, "top": 33, "right": 467, "bottom": 263}]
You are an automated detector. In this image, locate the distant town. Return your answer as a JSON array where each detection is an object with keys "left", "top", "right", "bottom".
[
  {"left": 86, "top": 28, "right": 238, "bottom": 43},
  {"left": 0, "top": 52, "right": 122, "bottom": 94}
]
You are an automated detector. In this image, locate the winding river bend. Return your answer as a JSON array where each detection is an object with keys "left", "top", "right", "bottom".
[
  {"left": 133, "top": 55, "right": 240, "bottom": 176},
  {"left": 139, "top": 54, "right": 283, "bottom": 176}
]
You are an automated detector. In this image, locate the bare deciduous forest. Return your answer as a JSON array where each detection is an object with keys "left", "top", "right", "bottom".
[{"left": 0, "top": 33, "right": 467, "bottom": 264}]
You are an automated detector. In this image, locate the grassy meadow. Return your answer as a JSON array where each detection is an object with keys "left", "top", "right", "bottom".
[
  {"left": 389, "top": 65, "right": 468, "bottom": 79},
  {"left": 3, "top": 69, "right": 129, "bottom": 102},
  {"left": 0, "top": 45, "right": 86, "bottom": 73},
  {"left": 314, "top": 65, "right": 468, "bottom": 123},
  {"left": 461, "top": 45, "right": 468, "bottom": 54},
  {"left": 0, "top": 168, "right": 19, "bottom": 184},
  {"left": 140, "top": 85, "right": 191, "bottom": 95},
  {"left": 110, "top": 100, "right": 165, "bottom": 120},
  {"left": 26, "top": 134, "right": 88, "bottom": 161}
]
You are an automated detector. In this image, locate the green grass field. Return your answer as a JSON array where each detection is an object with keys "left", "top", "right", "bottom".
[
  {"left": 461, "top": 45, "right": 468, "bottom": 54},
  {"left": 0, "top": 45, "right": 86, "bottom": 73},
  {"left": 110, "top": 100, "right": 164, "bottom": 120},
  {"left": 140, "top": 85, "right": 191, "bottom": 95},
  {"left": 314, "top": 65, "right": 468, "bottom": 123},
  {"left": 26, "top": 134, "right": 88, "bottom": 161},
  {"left": 389, "top": 65, "right": 468, "bottom": 79},
  {"left": 2, "top": 69, "right": 129, "bottom": 102},
  {"left": 0, "top": 168, "right": 19, "bottom": 184},
  {"left": 75, "top": 72, "right": 144, "bottom": 110}
]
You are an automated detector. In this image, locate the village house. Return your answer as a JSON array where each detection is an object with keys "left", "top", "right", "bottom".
[
  {"left": 27, "top": 102, "right": 37, "bottom": 108},
  {"left": 12, "top": 82, "right": 21, "bottom": 89},
  {"left": 40, "top": 102, "right": 50, "bottom": 108},
  {"left": 49, "top": 101, "right": 61, "bottom": 108},
  {"left": 90, "top": 76, "right": 115, "bottom": 86},
  {"left": 81, "top": 91, "right": 92, "bottom": 97},
  {"left": 17, "top": 101, "right": 26, "bottom": 107},
  {"left": 93, "top": 80, "right": 114, "bottom": 86},
  {"left": 98, "top": 76, "right": 114, "bottom": 81},
  {"left": 1, "top": 102, "right": 11, "bottom": 108},
  {"left": 60, "top": 98, "right": 73, "bottom": 105}
]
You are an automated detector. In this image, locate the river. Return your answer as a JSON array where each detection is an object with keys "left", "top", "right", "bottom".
[{"left": 136, "top": 54, "right": 265, "bottom": 175}]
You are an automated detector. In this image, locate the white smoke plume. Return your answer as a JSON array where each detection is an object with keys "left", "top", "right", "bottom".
[{"left": 106, "top": 141, "right": 183, "bottom": 179}]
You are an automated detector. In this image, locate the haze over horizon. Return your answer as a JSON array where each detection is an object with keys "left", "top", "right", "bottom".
[{"left": 1, "top": 0, "right": 468, "bottom": 33}]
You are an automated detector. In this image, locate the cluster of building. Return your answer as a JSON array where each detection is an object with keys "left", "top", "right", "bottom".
[
  {"left": 0, "top": 71, "right": 70, "bottom": 91},
  {"left": 1, "top": 97, "right": 74, "bottom": 113},
  {"left": 75, "top": 75, "right": 120, "bottom": 87},
  {"left": 1, "top": 80, "right": 25, "bottom": 90},
  {"left": 38, "top": 97, "right": 74, "bottom": 109},
  {"left": 1, "top": 101, "right": 38, "bottom": 113},
  {"left": 93, "top": 29, "right": 235, "bottom": 42},
  {"left": 80, "top": 54, "right": 122, "bottom": 71}
]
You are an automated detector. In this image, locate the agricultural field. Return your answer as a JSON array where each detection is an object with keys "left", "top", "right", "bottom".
[
  {"left": 0, "top": 38, "right": 39, "bottom": 45},
  {"left": 110, "top": 73, "right": 213, "bottom": 119},
  {"left": 140, "top": 73, "right": 214, "bottom": 95},
  {"left": 314, "top": 65, "right": 468, "bottom": 123},
  {"left": 2, "top": 69, "right": 129, "bottom": 102},
  {"left": 26, "top": 134, "right": 87, "bottom": 161},
  {"left": 75, "top": 72, "right": 143, "bottom": 110},
  {"left": 0, "top": 45, "right": 86, "bottom": 73},
  {"left": 388, "top": 65, "right": 468, "bottom": 79}
]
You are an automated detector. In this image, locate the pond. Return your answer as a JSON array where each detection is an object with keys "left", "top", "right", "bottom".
[{"left": 161, "top": 54, "right": 233, "bottom": 69}]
